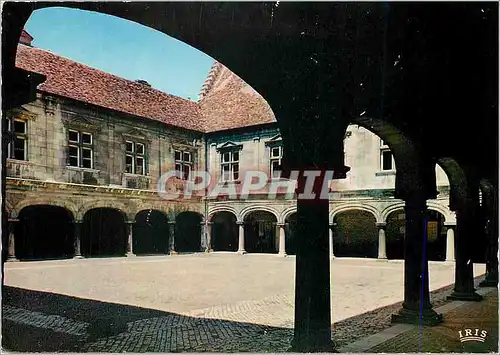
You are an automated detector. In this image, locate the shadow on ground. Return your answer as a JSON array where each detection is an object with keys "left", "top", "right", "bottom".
[{"left": 2, "top": 286, "right": 292, "bottom": 352}]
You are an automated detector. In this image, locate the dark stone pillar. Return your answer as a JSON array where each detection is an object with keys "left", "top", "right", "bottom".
[
  {"left": 126, "top": 221, "right": 135, "bottom": 257},
  {"left": 448, "top": 207, "right": 482, "bottom": 301},
  {"left": 7, "top": 218, "right": 19, "bottom": 262},
  {"left": 479, "top": 213, "right": 498, "bottom": 288},
  {"left": 73, "top": 220, "right": 83, "bottom": 259},
  {"left": 392, "top": 197, "right": 442, "bottom": 325},
  {"left": 291, "top": 171, "right": 333, "bottom": 352},
  {"left": 168, "top": 221, "right": 177, "bottom": 255}
]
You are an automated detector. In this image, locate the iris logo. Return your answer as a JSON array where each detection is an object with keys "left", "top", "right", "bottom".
[{"left": 458, "top": 328, "right": 488, "bottom": 343}]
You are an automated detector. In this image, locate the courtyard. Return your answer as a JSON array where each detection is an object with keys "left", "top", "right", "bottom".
[{"left": 2, "top": 254, "right": 488, "bottom": 352}]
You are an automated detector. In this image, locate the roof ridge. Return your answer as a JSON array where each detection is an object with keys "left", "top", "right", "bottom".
[{"left": 198, "top": 61, "right": 223, "bottom": 102}]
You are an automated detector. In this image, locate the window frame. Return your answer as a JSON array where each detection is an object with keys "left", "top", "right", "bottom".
[
  {"left": 174, "top": 149, "right": 193, "bottom": 180},
  {"left": 6, "top": 117, "right": 28, "bottom": 161},
  {"left": 67, "top": 129, "right": 94, "bottom": 169},
  {"left": 125, "top": 140, "right": 146, "bottom": 175},
  {"left": 269, "top": 145, "right": 283, "bottom": 179},
  {"left": 220, "top": 150, "right": 240, "bottom": 182}
]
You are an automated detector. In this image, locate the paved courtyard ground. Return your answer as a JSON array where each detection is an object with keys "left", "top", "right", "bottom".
[{"left": 2, "top": 254, "right": 488, "bottom": 352}]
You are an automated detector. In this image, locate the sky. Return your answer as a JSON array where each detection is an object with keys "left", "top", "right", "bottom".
[{"left": 25, "top": 7, "right": 215, "bottom": 101}]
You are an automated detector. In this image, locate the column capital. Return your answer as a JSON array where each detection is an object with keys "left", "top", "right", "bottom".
[
  {"left": 277, "top": 222, "right": 285, "bottom": 227},
  {"left": 236, "top": 221, "right": 244, "bottom": 226},
  {"left": 376, "top": 222, "right": 387, "bottom": 228},
  {"left": 443, "top": 222, "right": 456, "bottom": 227},
  {"left": 168, "top": 221, "right": 176, "bottom": 225},
  {"left": 126, "top": 220, "right": 135, "bottom": 225},
  {"left": 74, "top": 219, "right": 83, "bottom": 224},
  {"left": 8, "top": 218, "right": 20, "bottom": 223},
  {"left": 201, "top": 221, "right": 213, "bottom": 226}
]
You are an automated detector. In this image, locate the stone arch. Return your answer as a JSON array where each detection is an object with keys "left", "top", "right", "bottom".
[
  {"left": 77, "top": 200, "right": 130, "bottom": 221},
  {"left": 381, "top": 202, "right": 406, "bottom": 223},
  {"left": 426, "top": 201, "right": 454, "bottom": 224},
  {"left": 208, "top": 206, "right": 239, "bottom": 222},
  {"left": 330, "top": 204, "right": 382, "bottom": 224},
  {"left": 239, "top": 205, "right": 280, "bottom": 223},
  {"left": 279, "top": 206, "right": 297, "bottom": 224},
  {"left": 14, "top": 198, "right": 77, "bottom": 221}
]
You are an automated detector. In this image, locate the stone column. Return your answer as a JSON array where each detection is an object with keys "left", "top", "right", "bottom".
[
  {"left": 126, "top": 221, "right": 135, "bottom": 257},
  {"left": 448, "top": 208, "right": 482, "bottom": 301},
  {"left": 203, "top": 222, "right": 213, "bottom": 253},
  {"left": 392, "top": 197, "right": 442, "bottom": 325},
  {"left": 291, "top": 171, "right": 333, "bottom": 352},
  {"left": 329, "top": 223, "right": 335, "bottom": 259},
  {"left": 278, "top": 223, "right": 287, "bottom": 256},
  {"left": 73, "top": 220, "right": 83, "bottom": 259},
  {"left": 444, "top": 223, "right": 455, "bottom": 262},
  {"left": 168, "top": 221, "right": 177, "bottom": 255},
  {"left": 479, "top": 211, "right": 498, "bottom": 287},
  {"left": 377, "top": 222, "right": 387, "bottom": 260},
  {"left": 237, "top": 221, "right": 246, "bottom": 254},
  {"left": 7, "top": 218, "right": 19, "bottom": 262}
]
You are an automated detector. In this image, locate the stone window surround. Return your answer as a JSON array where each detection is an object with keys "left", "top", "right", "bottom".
[
  {"left": 125, "top": 140, "right": 146, "bottom": 176},
  {"left": 379, "top": 138, "right": 396, "bottom": 174},
  {"left": 67, "top": 129, "right": 94, "bottom": 169}
]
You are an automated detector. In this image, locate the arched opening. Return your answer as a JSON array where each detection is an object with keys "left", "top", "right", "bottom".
[
  {"left": 285, "top": 213, "right": 297, "bottom": 255},
  {"left": 134, "top": 209, "right": 169, "bottom": 255},
  {"left": 332, "top": 210, "right": 378, "bottom": 258},
  {"left": 210, "top": 211, "right": 238, "bottom": 252},
  {"left": 426, "top": 210, "right": 447, "bottom": 261},
  {"left": 81, "top": 208, "right": 127, "bottom": 257},
  {"left": 386, "top": 209, "right": 405, "bottom": 260},
  {"left": 244, "top": 211, "right": 278, "bottom": 253},
  {"left": 175, "top": 212, "right": 202, "bottom": 253},
  {"left": 15, "top": 205, "right": 74, "bottom": 260}
]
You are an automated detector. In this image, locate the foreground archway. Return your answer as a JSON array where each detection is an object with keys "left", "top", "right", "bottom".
[
  {"left": 81, "top": 208, "right": 127, "bottom": 257},
  {"left": 15, "top": 205, "right": 74, "bottom": 260},
  {"left": 333, "top": 210, "right": 378, "bottom": 258},
  {"left": 211, "top": 211, "right": 238, "bottom": 252},
  {"left": 244, "top": 211, "right": 278, "bottom": 253},
  {"left": 175, "top": 212, "right": 202, "bottom": 253},
  {"left": 134, "top": 210, "right": 169, "bottom": 255}
]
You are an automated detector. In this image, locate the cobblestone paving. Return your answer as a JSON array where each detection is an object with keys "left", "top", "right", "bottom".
[{"left": 2, "top": 255, "right": 489, "bottom": 352}]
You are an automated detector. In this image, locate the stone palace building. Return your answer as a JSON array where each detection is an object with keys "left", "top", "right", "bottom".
[{"left": 4, "top": 31, "right": 466, "bottom": 263}]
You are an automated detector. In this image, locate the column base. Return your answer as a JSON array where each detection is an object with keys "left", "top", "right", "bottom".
[
  {"left": 278, "top": 252, "right": 287, "bottom": 257},
  {"left": 73, "top": 255, "right": 84, "bottom": 259},
  {"left": 377, "top": 257, "right": 388, "bottom": 262},
  {"left": 288, "top": 338, "right": 336, "bottom": 353},
  {"left": 479, "top": 277, "right": 498, "bottom": 288},
  {"left": 126, "top": 252, "right": 136, "bottom": 257},
  {"left": 204, "top": 248, "right": 213, "bottom": 253},
  {"left": 169, "top": 250, "right": 178, "bottom": 255},
  {"left": 447, "top": 291, "right": 483, "bottom": 301},
  {"left": 237, "top": 250, "right": 247, "bottom": 255},
  {"left": 6, "top": 257, "right": 19, "bottom": 262},
  {"left": 391, "top": 307, "right": 443, "bottom": 326}
]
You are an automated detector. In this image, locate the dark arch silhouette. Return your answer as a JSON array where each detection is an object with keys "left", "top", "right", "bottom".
[
  {"left": 333, "top": 210, "right": 378, "bottom": 258},
  {"left": 175, "top": 212, "right": 202, "bottom": 253},
  {"left": 210, "top": 211, "right": 238, "bottom": 252},
  {"left": 15, "top": 205, "right": 74, "bottom": 260},
  {"left": 134, "top": 210, "right": 169, "bottom": 255},
  {"left": 244, "top": 210, "right": 278, "bottom": 253},
  {"left": 81, "top": 208, "right": 127, "bottom": 257}
]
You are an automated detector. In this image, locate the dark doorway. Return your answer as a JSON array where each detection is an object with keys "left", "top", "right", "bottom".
[
  {"left": 333, "top": 210, "right": 378, "bottom": 258},
  {"left": 175, "top": 212, "right": 202, "bottom": 253},
  {"left": 134, "top": 210, "right": 169, "bottom": 255},
  {"left": 81, "top": 208, "right": 127, "bottom": 257},
  {"left": 244, "top": 211, "right": 277, "bottom": 253},
  {"left": 386, "top": 209, "right": 405, "bottom": 260},
  {"left": 15, "top": 205, "right": 74, "bottom": 260},
  {"left": 211, "top": 211, "right": 238, "bottom": 252},
  {"left": 285, "top": 213, "right": 297, "bottom": 255}
]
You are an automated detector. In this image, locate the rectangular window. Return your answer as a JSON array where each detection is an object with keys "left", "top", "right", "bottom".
[
  {"left": 220, "top": 150, "right": 240, "bottom": 182},
  {"left": 6, "top": 118, "right": 28, "bottom": 161},
  {"left": 67, "top": 130, "right": 93, "bottom": 168},
  {"left": 174, "top": 149, "right": 192, "bottom": 180},
  {"left": 125, "top": 141, "right": 146, "bottom": 175},
  {"left": 381, "top": 150, "right": 394, "bottom": 171},
  {"left": 270, "top": 145, "right": 283, "bottom": 178}
]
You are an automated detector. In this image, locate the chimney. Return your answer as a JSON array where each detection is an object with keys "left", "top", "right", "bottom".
[
  {"left": 135, "top": 79, "right": 151, "bottom": 87},
  {"left": 19, "top": 29, "right": 33, "bottom": 46}
]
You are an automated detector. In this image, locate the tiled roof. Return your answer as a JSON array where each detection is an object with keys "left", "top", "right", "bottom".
[
  {"left": 15, "top": 44, "right": 205, "bottom": 132},
  {"left": 15, "top": 44, "right": 275, "bottom": 133},
  {"left": 199, "top": 62, "right": 276, "bottom": 132}
]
